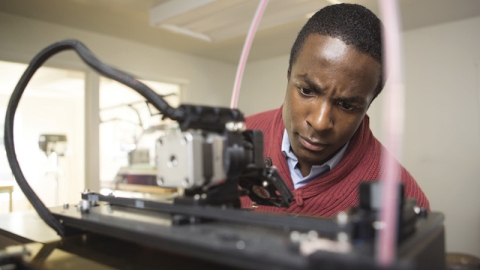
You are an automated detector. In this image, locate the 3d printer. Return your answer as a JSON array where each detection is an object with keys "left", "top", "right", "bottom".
[{"left": 0, "top": 39, "right": 446, "bottom": 270}]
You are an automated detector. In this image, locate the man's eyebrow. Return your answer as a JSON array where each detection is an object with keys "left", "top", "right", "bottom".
[
  {"left": 336, "top": 96, "right": 365, "bottom": 105},
  {"left": 298, "top": 74, "right": 322, "bottom": 92},
  {"left": 297, "top": 74, "right": 367, "bottom": 105}
]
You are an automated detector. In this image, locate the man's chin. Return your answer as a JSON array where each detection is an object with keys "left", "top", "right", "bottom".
[{"left": 296, "top": 150, "right": 330, "bottom": 167}]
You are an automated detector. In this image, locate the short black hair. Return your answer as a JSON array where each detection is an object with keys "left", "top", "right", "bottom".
[{"left": 289, "top": 4, "right": 384, "bottom": 100}]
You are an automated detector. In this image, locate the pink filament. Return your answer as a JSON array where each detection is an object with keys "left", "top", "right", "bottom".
[
  {"left": 230, "top": 0, "right": 269, "bottom": 109},
  {"left": 377, "top": 0, "right": 405, "bottom": 267}
]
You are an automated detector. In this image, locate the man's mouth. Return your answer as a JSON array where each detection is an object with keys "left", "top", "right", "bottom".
[{"left": 298, "top": 135, "right": 328, "bottom": 152}]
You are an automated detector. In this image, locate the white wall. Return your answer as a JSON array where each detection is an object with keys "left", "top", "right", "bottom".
[
  {"left": 0, "top": 12, "right": 236, "bottom": 203},
  {"left": 399, "top": 16, "right": 480, "bottom": 257},
  {"left": 239, "top": 55, "right": 289, "bottom": 115},
  {"left": 241, "top": 17, "right": 480, "bottom": 257},
  {"left": 0, "top": 12, "right": 236, "bottom": 107},
  {"left": 0, "top": 94, "right": 84, "bottom": 206}
]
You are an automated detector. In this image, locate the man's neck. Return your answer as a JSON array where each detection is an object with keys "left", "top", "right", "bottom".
[
  {"left": 297, "top": 162, "right": 312, "bottom": 177},
  {"left": 281, "top": 129, "right": 350, "bottom": 188}
]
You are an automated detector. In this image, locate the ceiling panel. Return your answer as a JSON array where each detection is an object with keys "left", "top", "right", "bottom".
[{"left": 151, "top": 0, "right": 329, "bottom": 42}]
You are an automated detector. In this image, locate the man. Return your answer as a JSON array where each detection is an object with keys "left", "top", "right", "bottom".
[{"left": 241, "top": 3, "right": 429, "bottom": 217}]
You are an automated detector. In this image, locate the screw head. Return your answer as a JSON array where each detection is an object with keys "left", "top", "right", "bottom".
[
  {"left": 182, "top": 178, "right": 191, "bottom": 188},
  {"left": 157, "top": 177, "right": 164, "bottom": 186}
]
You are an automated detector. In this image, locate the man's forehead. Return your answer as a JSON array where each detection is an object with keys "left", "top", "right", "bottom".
[
  {"left": 290, "top": 39, "right": 380, "bottom": 104},
  {"left": 304, "top": 35, "right": 350, "bottom": 62},
  {"left": 296, "top": 35, "right": 380, "bottom": 74},
  {"left": 295, "top": 34, "right": 380, "bottom": 66},
  {"left": 321, "top": 39, "right": 350, "bottom": 62}
]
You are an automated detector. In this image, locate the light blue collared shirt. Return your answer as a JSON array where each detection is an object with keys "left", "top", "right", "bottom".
[{"left": 281, "top": 129, "right": 349, "bottom": 189}]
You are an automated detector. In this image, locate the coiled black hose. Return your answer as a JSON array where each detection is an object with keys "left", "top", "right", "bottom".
[{"left": 3, "top": 39, "right": 185, "bottom": 236}]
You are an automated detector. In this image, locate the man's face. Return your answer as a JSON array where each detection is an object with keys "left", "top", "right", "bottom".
[{"left": 283, "top": 34, "right": 381, "bottom": 175}]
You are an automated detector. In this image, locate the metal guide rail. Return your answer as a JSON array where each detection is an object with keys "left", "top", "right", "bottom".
[{"left": 0, "top": 199, "right": 445, "bottom": 270}]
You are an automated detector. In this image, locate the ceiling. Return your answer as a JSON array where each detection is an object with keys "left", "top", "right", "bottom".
[{"left": 1, "top": 0, "right": 480, "bottom": 64}]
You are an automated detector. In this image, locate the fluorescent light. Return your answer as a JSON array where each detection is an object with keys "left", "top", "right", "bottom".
[
  {"left": 150, "top": 0, "right": 215, "bottom": 26},
  {"left": 326, "top": 0, "right": 343, "bottom": 4},
  {"left": 160, "top": 24, "right": 213, "bottom": 42}
]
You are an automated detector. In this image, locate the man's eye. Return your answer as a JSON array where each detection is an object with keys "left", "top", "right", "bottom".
[
  {"left": 338, "top": 101, "right": 354, "bottom": 111},
  {"left": 298, "top": 87, "right": 314, "bottom": 96}
]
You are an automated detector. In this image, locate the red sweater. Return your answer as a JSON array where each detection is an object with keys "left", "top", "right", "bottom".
[{"left": 241, "top": 107, "right": 429, "bottom": 217}]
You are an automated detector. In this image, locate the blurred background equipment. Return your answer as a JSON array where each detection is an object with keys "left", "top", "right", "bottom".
[
  {"left": 99, "top": 97, "right": 178, "bottom": 194},
  {"left": 38, "top": 134, "right": 67, "bottom": 206},
  {"left": 38, "top": 134, "right": 67, "bottom": 157},
  {"left": 446, "top": 253, "right": 480, "bottom": 270}
]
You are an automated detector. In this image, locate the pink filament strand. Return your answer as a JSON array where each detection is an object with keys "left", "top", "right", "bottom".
[
  {"left": 377, "top": 0, "right": 405, "bottom": 267},
  {"left": 230, "top": 0, "right": 269, "bottom": 109}
]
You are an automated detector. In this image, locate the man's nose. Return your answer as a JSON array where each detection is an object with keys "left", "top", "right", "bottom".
[{"left": 306, "top": 101, "right": 334, "bottom": 132}]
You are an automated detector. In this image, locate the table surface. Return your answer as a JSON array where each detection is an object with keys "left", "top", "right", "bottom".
[
  {"left": 0, "top": 210, "right": 60, "bottom": 243},
  {"left": 0, "top": 185, "right": 13, "bottom": 192}
]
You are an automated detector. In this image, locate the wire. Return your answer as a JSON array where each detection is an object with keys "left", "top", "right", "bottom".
[
  {"left": 377, "top": 0, "right": 405, "bottom": 266},
  {"left": 4, "top": 39, "right": 183, "bottom": 237},
  {"left": 230, "top": 0, "right": 269, "bottom": 109}
]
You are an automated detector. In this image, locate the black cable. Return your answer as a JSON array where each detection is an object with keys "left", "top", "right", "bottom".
[{"left": 4, "top": 39, "right": 185, "bottom": 237}]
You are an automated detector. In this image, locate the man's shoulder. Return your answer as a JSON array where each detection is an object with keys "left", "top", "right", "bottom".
[
  {"left": 246, "top": 108, "right": 280, "bottom": 120},
  {"left": 246, "top": 108, "right": 282, "bottom": 130}
]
